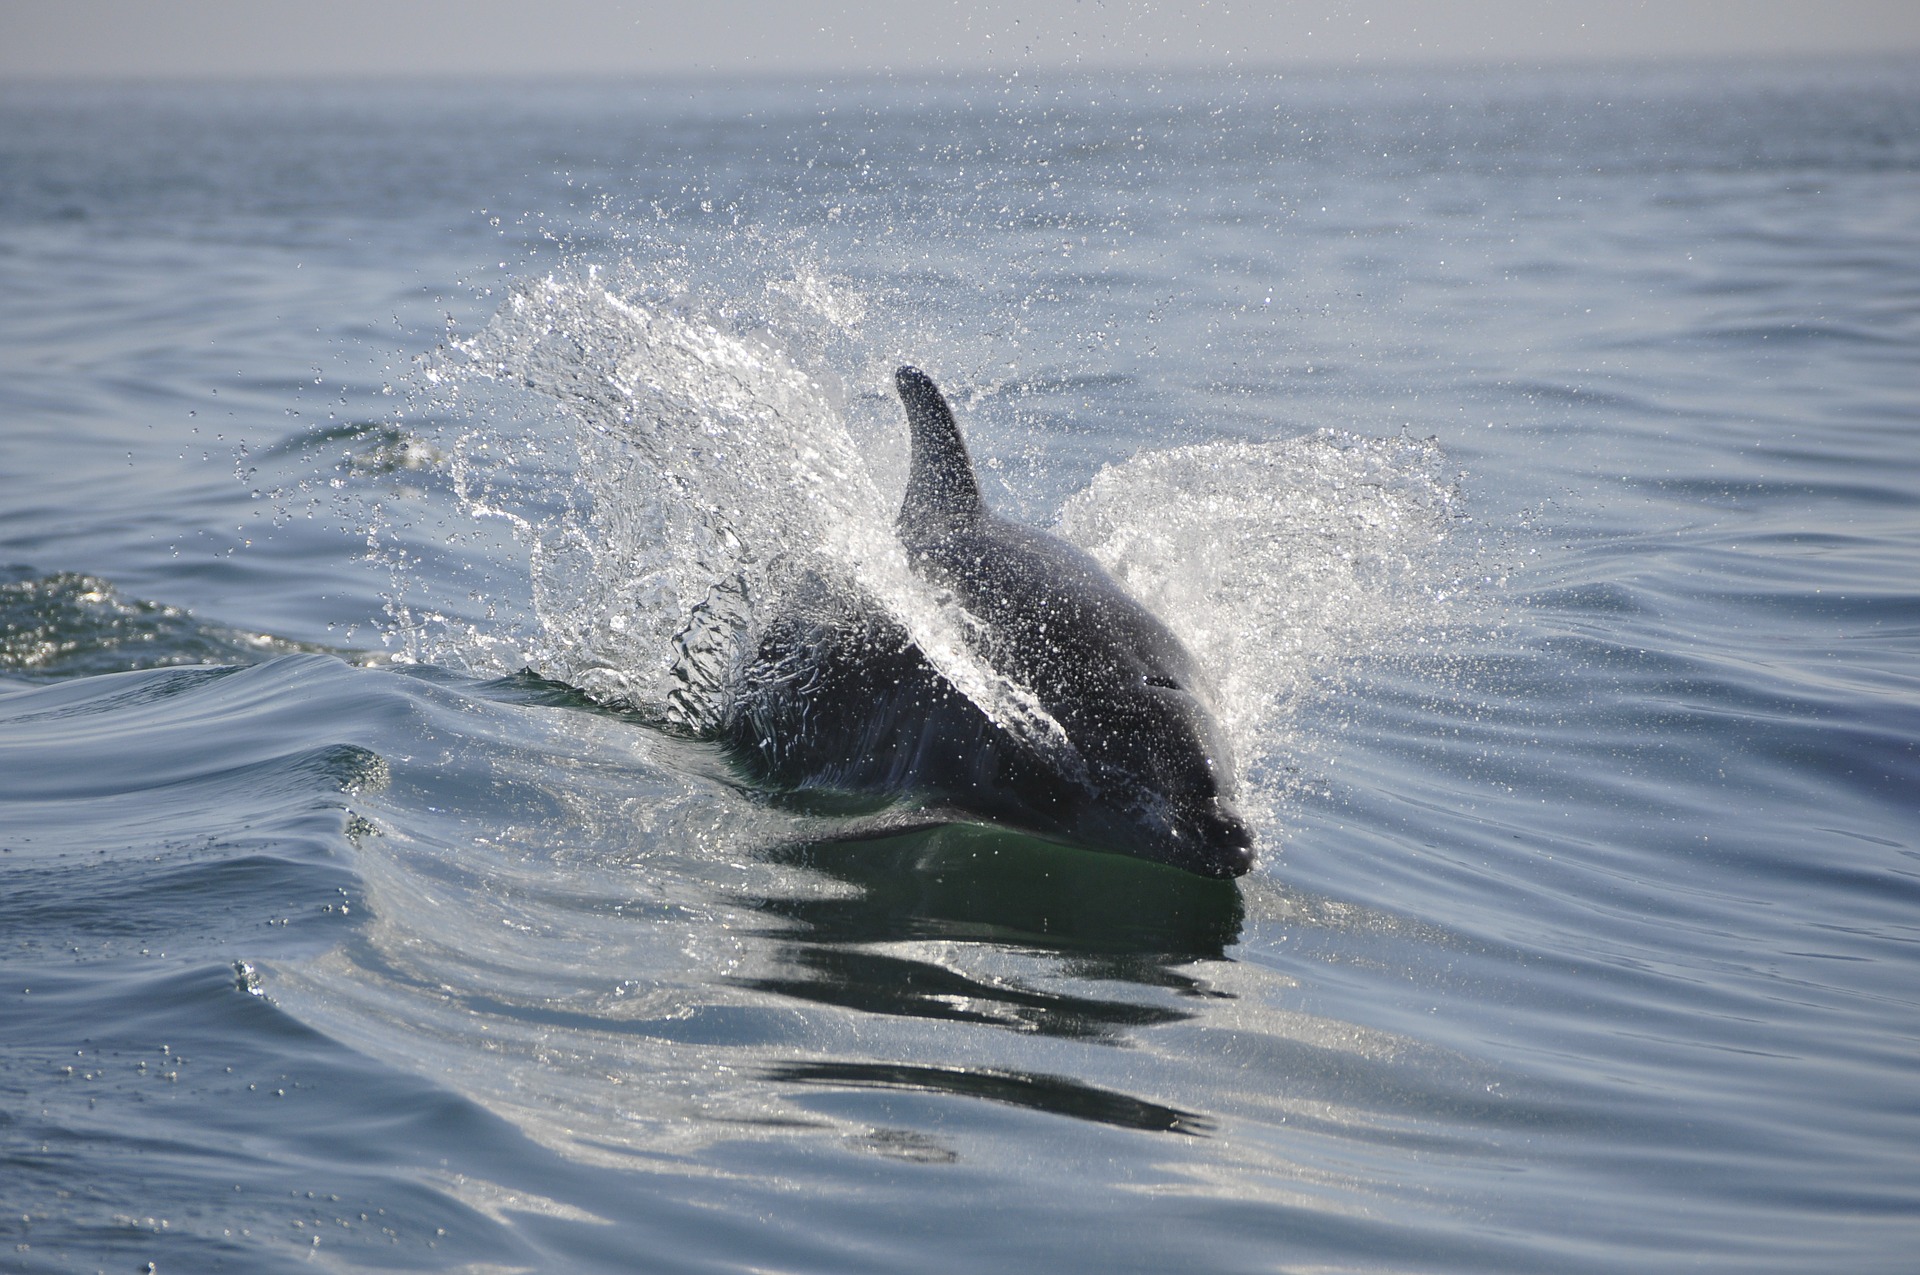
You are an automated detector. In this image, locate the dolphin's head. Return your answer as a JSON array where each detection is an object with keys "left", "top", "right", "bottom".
[{"left": 1053, "top": 672, "right": 1255, "bottom": 880}]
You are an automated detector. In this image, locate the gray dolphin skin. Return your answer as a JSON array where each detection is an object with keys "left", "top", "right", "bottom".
[{"left": 722, "top": 366, "right": 1254, "bottom": 879}]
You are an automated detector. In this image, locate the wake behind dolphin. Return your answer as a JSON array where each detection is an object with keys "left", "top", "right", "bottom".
[{"left": 722, "top": 366, "right": 1254, "bottom": 879}]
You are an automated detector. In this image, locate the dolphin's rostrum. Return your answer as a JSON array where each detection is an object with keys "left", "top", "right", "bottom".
[{"left": 721, "top": 366, "right": 1253, "bottom": 878}]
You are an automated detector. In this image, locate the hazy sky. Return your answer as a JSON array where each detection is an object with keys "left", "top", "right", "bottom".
[{"left": 5, "top": 0, "right": 1919, "bottom": 80}]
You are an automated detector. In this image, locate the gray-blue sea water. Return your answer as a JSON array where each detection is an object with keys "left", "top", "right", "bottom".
[{"left": 3, "top": 58, "right": 1917, "bottom": 1273}]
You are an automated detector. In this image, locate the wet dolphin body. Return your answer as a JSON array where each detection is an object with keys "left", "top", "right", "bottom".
[{"left": 721, "top": 366, "right": 1253, "bottom": 879}]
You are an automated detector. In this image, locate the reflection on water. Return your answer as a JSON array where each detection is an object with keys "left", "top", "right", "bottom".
[
  {"left": 746, "top": 822, "right": 1245, "bottom": 960},
  {"left": 736, "top": 822, "right": 1242, "bottom": 1127},
  {"left": 765, "top": 1060, "right": 1213, "bottom": 1136}
]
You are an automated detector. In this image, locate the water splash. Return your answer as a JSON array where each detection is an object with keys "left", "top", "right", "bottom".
[
  {"left": 1059, "top": 432, "right": 1467, "bottom": 797},
  {"left": 418, "top": 268, "right": 1079, "bottom": 764},
  {"left": 390, "top": 262, "right": 1466, "bottom": 814}
]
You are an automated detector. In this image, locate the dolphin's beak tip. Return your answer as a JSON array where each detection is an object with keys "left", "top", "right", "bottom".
[{"left": 1198, "top": 812, "right": 1255, "bottom": 878}]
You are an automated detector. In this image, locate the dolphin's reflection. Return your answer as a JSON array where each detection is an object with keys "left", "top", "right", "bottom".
[
  {"left": 737, "top": 823, "right": 1241, "bottom": 1138},
  {"left": 735, "top": 822, "right": 1244, "bottom": 1044},
  {"left": 765, "top": 1060, "right": 1212, "bottom": 1136}
]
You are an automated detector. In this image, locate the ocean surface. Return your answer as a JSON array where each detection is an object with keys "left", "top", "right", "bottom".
[{"left": 3, "top": 57, "right": 1917, "bottom": 1273}]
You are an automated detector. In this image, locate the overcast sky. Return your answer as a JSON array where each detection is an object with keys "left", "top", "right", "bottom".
[{"left": 5, "top": 0, "right": 1919, "bottom": 80}]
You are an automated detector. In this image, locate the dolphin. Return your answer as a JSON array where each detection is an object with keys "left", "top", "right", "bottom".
[{"left": 721, "top": 366, "right": 1253, "bottom": 879}]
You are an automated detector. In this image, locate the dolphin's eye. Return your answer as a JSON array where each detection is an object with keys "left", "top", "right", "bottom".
[{"left": 1144, "top": 674, "right": 1180, "bottom": 690}]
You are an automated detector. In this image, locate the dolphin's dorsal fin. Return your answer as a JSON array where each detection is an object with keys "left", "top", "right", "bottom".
[{"left": 895, "top": 366, "right": 982, "bottom": 537}]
